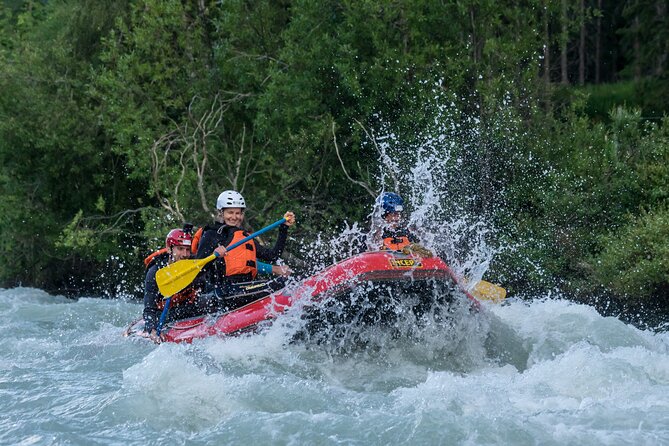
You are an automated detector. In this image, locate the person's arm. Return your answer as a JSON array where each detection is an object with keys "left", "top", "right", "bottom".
[
  {"left": 254, "top": 223, "right": 288, "bottom": 262},
  {"left": 196, "top": 227, "right": 231, "bottom": 260},
  {"left": 257, "top": 260, "right": 292, "bottom": 276},
  {"left": 142, "top": 267, "right": 162, "bottom": 334},
  {"left": 257, "top": 261, "right": 272, "bottom": 275},
  {"left": 368, "top": 227, "right": 383, "bottom": 251}
]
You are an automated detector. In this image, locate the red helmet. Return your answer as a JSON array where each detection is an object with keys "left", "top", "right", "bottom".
[{"left": 165, "top": 229, "right": 192, "bottom": 248}]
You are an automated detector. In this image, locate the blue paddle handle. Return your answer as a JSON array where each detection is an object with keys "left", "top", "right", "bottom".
[
  {"left": 156, "top": 297, "right": 171, "bottom": 336},
  {"left": 225, "top": 218, "right": 287, "bottom": 252}
]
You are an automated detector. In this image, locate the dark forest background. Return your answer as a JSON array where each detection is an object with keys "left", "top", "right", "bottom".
[{"left": 1, "top": 1, "right": 668, "bottom": 325}]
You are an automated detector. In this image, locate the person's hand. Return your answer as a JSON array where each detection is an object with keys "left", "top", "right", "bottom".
[
  {"left": 214, "top": 245, "right": 227, "bottom": 257},
  {"left": 272, "top": 264, "right": 293, "bottom": 276},
  {"left": 148, "top": 329, "right": 166, "bottom": 344},
  {"left": 283, "top": 211, "right": 296, "bottom": 227}
]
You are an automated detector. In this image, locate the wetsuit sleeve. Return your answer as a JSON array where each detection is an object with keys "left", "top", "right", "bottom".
[
  {"left": 142, "top": 266, "right": 162, "bottom": 333},
  {"left": 254, "top": 223, "right": 288, "bottom": 262},
  {"left": 256, "top": 261, "right": 272, "bottom": 275}
]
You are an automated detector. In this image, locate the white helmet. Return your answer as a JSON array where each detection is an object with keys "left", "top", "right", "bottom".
[{"left": 216, "top": 190, "right": 246, "bottom": 209}]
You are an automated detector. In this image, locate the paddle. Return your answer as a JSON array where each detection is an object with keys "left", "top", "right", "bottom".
[
  {"left": 469, "top": 280, "right": 507, "bottom": 303},
  {"left": 155, "top": 218, "right": 287, "bottom": 335}
]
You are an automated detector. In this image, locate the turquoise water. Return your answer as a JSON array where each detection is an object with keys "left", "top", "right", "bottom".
[{"left": 2, "top": 287, "right": 668, "bottom": 445}]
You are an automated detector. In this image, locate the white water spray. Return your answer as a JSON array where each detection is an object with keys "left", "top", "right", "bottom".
[{"left": 300, "top": 94, "right": 511, "bottom": 292}]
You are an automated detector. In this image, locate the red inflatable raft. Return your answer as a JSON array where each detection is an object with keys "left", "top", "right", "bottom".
[{"left": 124, "top": 251, "right": 480, "bottom": 343}]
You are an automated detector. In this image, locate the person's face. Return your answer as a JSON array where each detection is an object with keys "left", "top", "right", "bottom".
[
  {"left": 384, "top": 211, "right": 402, "bottom": 226},
  {"left": 170, "top": 245, "right": 191, "bottom": 262},
  {"left": 222, "top": 208, "right": 244, "bottom": 227}
]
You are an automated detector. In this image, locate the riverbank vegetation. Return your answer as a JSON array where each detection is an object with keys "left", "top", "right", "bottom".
[{"left": 1, "top": 1, "right": 667, "bottom": 322}]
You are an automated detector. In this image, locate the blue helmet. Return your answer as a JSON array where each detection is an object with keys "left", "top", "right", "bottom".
[{"left": 378, "top": 192, "right": 404, "bottom": 215}]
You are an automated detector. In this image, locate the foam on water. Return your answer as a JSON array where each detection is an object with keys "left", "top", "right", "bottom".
[{"left": 2, "top": 288, "right": 669, "bottom": 444}]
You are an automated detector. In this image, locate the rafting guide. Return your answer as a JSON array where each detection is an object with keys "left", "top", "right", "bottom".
[{"left": 369, "top": 191, "right": 433, "bottom": 258}]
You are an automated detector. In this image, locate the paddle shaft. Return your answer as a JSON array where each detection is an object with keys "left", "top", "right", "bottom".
[{"left": 156, "top": 218, "right": 287, "bottom": 335}]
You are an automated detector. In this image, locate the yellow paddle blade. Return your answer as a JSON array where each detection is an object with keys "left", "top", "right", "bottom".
[
  {"left": 470, "top": 280, "right": 507, "bottom": 303},
  {"left": 156, "top": 254, "right": 217, "bottom": 297}
]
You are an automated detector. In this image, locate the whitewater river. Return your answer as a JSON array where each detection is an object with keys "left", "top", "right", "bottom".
[{"left": 2, "top": 286, "right": 668, "bottom": 445}]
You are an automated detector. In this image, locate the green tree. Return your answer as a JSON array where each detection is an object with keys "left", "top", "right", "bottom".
[
  {"left": 497, "top": 105, "right": 669, "bottom": 306},
  {"left": 0, "top": 1, "right": 135, "bottom": 292}
]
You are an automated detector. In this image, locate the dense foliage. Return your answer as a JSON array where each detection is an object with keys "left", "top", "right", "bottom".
[{"left": 1, "top": 0, "right": 667, "bottom": 319}]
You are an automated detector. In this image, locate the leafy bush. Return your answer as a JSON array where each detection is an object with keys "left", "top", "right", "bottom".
[
  {"left": 581, "top": 79, "right": 669, "bottom": 122},
  {"left": 589, "top": 207, "right": 669, "bottom": 305}
]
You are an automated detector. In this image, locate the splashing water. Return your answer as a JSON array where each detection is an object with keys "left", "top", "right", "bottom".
[
  {"left": 286, "top": 278, "right": 489, "bottom": 363},
  {"left": 257, "top": 100, "right": 532, "bottom": 381},
  {"left": 299, "top": 98, "right": 506, "bottom": 292}
]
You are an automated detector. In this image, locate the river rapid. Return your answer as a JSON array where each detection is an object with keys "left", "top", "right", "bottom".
[{"left": 2, "top": 286, "right": 668, "bottom": 445}]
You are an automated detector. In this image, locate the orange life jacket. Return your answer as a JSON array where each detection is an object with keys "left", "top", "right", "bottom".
[
  {"left": 382, "top": 235, "right": 411, "bottom": 251},
  {"left": 144, "top": 248, "right": 168, "bottom": 269},
  {"left": 191, "top": 227, "right": 204, "bottom": 254},
  {"left": 225, "top": 229, "right": 258, "bottom": 279},
  {"left": 156, "top": 284, "right": 198, "bottom": 308}
]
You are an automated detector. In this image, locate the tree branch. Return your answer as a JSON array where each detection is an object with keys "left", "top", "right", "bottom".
[{"left": 332, "top": 121, "right": 376, "bottom": 198}]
